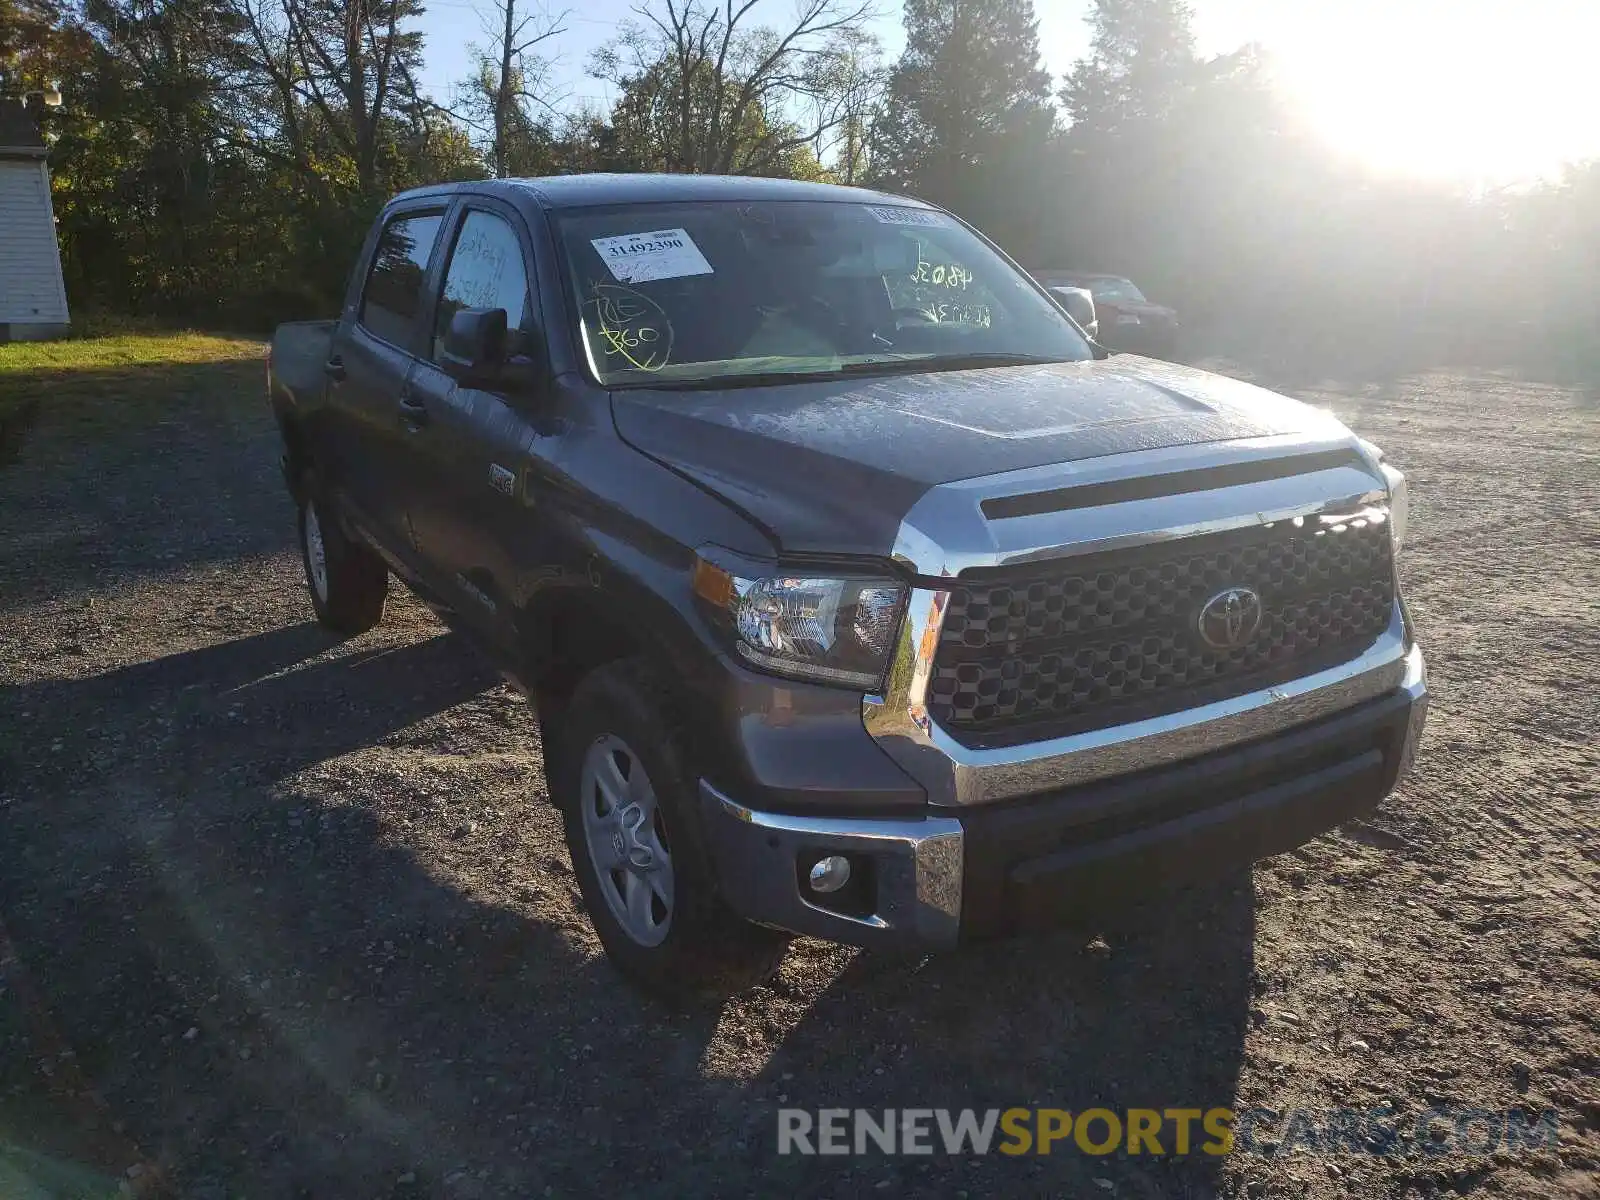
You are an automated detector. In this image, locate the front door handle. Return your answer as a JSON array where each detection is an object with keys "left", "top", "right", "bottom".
[
  {"left": 398, "top": 394, "right": 430, "bottom": 427},
  {"left": 324, "top": 356, "right": 346, "bottom": 382}
]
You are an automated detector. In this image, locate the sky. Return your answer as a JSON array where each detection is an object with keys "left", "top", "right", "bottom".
[
  {"left": 412, "top": 0, "right": 1094, "bottom": 112},
  {"left": 413, "top": 0, "right": 1600, "bottom": 184}
]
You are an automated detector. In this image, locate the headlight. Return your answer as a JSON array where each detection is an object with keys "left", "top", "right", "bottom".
[
  {"left": 694, "top": 558, "right": 906, "bottom": 689},
  {"left": 1381, "top": 462, "right": 1408, "bottom": 550},
  {"left": 1359, "top": 438, "right": 1408, "bottom": 551}
]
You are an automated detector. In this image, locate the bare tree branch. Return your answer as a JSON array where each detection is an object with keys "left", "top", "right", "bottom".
[
  {"left": 596, "top": 0, "right": 878, "bottom": 175},
  {"left": 453, "top": 0, "right": 569, "bottom": 176}
]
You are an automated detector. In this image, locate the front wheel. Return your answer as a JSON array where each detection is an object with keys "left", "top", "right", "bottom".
[
  {"left": 297, "top": 488, "right": 388, "bottom": 636},
  {"left": 554, "top": 659, "right": 790, "bottom": 1000}
]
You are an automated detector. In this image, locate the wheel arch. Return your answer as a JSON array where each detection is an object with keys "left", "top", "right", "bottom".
[
  {"left": 516, "top": 585, "right": 653, "bottom": 715},
  {"left": 513, "top": 580, "right": 727, "bottom": 767},
  {"left": 277, "top": 410, "right": 314, "bottom": 504}
]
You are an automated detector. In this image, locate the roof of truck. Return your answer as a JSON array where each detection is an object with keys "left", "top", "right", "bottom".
[{"left": 389, "top": 173, "right": 934, "bottom": 212}]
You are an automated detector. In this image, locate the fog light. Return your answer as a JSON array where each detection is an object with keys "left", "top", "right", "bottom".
[{"left": 808, "top": 855, "right": 852, "bottom": 893}]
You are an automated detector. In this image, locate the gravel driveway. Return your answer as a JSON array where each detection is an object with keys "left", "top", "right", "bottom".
[{"left": 0, "top": 355, "right": 1596, "bottom": 1199}]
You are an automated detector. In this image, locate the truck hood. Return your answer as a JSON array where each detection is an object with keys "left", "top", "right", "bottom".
[
  {"left": 1106, "top": 302, "right": 1179, "bottom": 323},
  {"left": 611, "top": 356, "right": 1348, "bottom": 558}
]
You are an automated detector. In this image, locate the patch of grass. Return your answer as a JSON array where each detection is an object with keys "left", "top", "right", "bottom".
[
  {"left": 0, "top": 331, "right": 266, "bottom": 465},
  {"left": 0, "top": 329, "right": 263, "bottom": 376}
]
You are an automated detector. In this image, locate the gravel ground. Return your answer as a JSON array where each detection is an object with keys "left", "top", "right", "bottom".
[{"left": 0, "top": 356, "right": 1596, "bottom": 1199}]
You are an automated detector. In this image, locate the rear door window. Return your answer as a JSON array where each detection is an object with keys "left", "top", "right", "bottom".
[{"left": 359, "top": 211, "right": 445, "bottom": 346}]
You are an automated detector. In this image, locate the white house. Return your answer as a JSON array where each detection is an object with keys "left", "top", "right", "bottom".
[{"left": 0, "top": 100, "right": 70, "bottom": 341}]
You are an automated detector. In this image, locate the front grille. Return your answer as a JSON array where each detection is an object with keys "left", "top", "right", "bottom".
[{"left": 928, "top": 513, "right": 1395, "bottom": 744}]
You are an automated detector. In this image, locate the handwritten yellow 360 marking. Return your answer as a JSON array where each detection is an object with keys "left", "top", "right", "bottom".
[{"left": 588, "top": 283, "right": 673, "bottom": 372}]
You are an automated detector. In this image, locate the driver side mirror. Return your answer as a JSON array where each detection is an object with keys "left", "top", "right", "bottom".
[
  {"left": 1049, "top": 288, "right": 1111, "bottom": 356},
  {"left": 441, "top": 307, "right": 507, "bottom": 386},
  {"left": 1052, "top": 289, "right": 1096, "bottom": 330},
  {"left": 440, "top": 307, "right": 544, "bottom": 393}
]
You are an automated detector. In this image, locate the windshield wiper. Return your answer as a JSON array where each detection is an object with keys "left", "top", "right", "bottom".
[
  {"left": 642, "top": 370, "right": 849, "bottom": 391},
  {"left": 632, "top": 353, "right": 1075, "bottom": 392},
  {"left": 837, "top": 352, "right": 1074, "bottom": 376}
]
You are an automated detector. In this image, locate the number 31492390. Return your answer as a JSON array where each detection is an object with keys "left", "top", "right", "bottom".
[{"left": 613, "top": 238, "right": 683, "bottom": 257}]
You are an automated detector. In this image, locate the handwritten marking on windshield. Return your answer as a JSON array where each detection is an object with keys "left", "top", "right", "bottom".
[
  {"left": 587, "top": 284, "right": 673, "bottom": 372},
  {"left": 910, "top": 255, "right": 973, "bottom": 290}
]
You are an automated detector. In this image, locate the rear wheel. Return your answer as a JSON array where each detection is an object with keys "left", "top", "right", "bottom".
[
  {"left": 554, "top": 658, "right": 790, "bottom": 1000},
  {"left": 297, "top": 487, "right": 388, "bottom": 636}
]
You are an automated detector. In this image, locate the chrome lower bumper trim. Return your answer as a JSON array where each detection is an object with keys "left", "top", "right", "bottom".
[
  {"left": 703, "top": 654, "right": 1426, "bottom": 950},
  {"left": 866, "top": 603, "right": 1416, "bottom": 808},
  {"left": 1396, "top": 641, "right": 1429, "bottom": 781},
  {"left": 698, "top": 783, "right": 963, "bottom": 950}
]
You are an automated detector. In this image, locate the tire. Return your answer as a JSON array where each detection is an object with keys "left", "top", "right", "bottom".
[
  {"left": 297, "top": 485, "right": 388, "bottom": 636},
  {"left": 553, "top": 658, "right": 791, "bottom": 1001}
]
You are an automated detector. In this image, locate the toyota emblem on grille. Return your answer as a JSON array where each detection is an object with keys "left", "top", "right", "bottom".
[{"left": 1197, "top": 586, "right": 1263, "bottom": 650}]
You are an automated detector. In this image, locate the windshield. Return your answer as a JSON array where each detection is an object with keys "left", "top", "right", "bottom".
[
  {"left": 1088, "top": 278, "right": 1146, "bottom": 304},
  {"left": 555, "top": 201, "right": 1092, "bottom": 387}
]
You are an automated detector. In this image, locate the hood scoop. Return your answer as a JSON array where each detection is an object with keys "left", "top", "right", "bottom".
[{"left": 981, "top": 448, "right": 1364, "bottom": 520}]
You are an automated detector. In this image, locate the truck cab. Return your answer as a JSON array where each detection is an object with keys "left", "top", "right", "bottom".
[{"left": 267, "top": 175, "right": 1426, "bottom": 998}]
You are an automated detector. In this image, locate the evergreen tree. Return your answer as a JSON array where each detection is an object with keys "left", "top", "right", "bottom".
[
  {"left": 869, "top": 0, "right": 1055, "bottom": 214},
  {"left": 1061, "top": 0, "right": 1197, "bottom": 137}
]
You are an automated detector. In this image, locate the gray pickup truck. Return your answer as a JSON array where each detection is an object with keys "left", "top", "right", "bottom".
[{"left": 267, "top": 174, "right": 1427, "bottom": 998}]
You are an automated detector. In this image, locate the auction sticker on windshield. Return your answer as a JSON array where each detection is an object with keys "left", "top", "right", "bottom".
[
  {"left": 864, "top": 206, "right": 949, "bottom": 228},
  {"left": 591, "top": 228, "right": 714, "bottom": 284}
]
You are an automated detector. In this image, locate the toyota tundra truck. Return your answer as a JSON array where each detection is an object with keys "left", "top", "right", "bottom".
[{"left": 266, "top": 174, "right": 1427, "bottom": 997}]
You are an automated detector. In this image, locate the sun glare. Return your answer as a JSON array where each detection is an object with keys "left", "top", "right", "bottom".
[{"left": 1271, "top": 0, "right": 1600, "bottom": 182}]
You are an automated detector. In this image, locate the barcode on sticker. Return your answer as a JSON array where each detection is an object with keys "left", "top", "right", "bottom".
[{"left": 864, "top": 206, "right": 947, "bottom": 227}]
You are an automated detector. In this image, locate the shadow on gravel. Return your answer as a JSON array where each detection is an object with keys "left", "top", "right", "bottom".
[
  {"left": 1, "top": 620, "right": 1254, "bottom": 1198},
  {"left": 3, "top": 623, "right": 492, "bottom": 787},
  {"left": 743, "top": 882, "right": 1255, "bottom": 1197},
  {"left": 0, "top": 358, "right": 264, "bottom": 444},
  {"left": 0, "top": 357, "right": 288, "bottom": 608}
]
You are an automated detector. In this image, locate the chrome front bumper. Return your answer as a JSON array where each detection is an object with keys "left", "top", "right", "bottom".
[
  {"left": 698, "top": 783, "right": 965, "bottom": 950},
  {"left": 702, "top": 645, "right": 1427, "bottom": 951},
  {"left": 867, "top": 604, "right": 1415, "bottom": 808}
]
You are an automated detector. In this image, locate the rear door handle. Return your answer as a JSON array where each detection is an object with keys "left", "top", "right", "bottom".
[
  {"left": 323, "top": 356, "right": 346, "bottom": 382},
  {"left": 398, "top": 394, "right": 430, "bottom": 427}
]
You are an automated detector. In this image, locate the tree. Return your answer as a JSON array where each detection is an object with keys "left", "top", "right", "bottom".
[
  {"left": 806, "top": 26, "right": 883, "bottom": 183},
  {"left": 590, "top": 0, "right": 873, "bottom": 176},
  {"left": 228, "top": 0, "right": 429, "bottom": 203},
  {"left": 869, "top": 0, "right": 1054, "bottom": 248},
  {"left": 38, "top": 1, "right": 273, "bottom": 317},
  {"left": 454, "top": 0, "right": 567, "bottom": 178},
  {"left": 10, "top": 0, "right": 1598, "bottom": 381},
  {"left": 1060, "top": 0, "right": 1196, "bottom": 138},
  {"left": 0, "top": 0, "right": 71, "bottom": 91}
]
